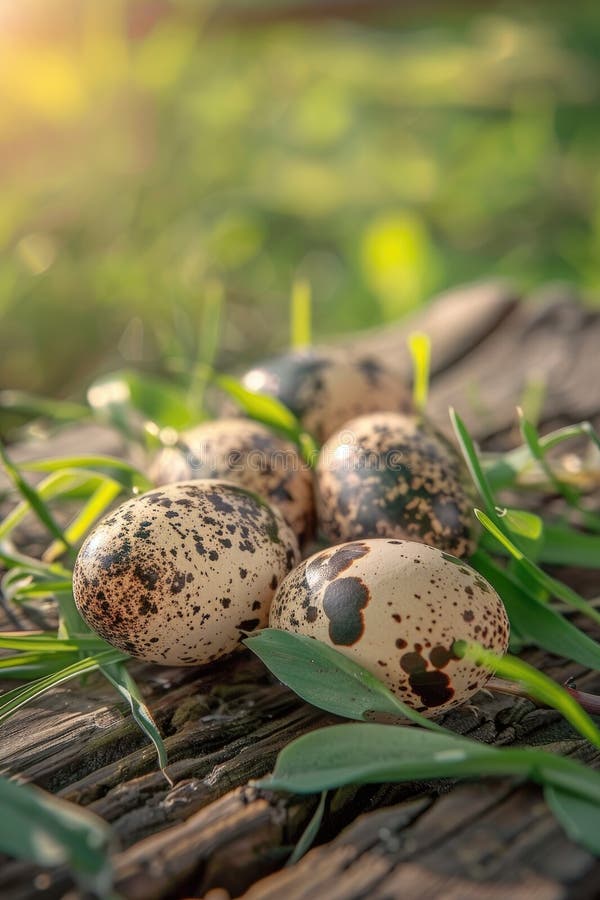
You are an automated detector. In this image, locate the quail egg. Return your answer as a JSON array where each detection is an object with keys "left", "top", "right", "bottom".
[
  {"left": 73, "top": 480, "right": 300, "bottom": 666},
  {"left": 269, "top": 539, "right": 509, "bottom": 715},
  {"left": 151, "top": 419, "right": 315, "bottom": 546},
  {"left": 316, "top": 412, "right": 476, "bottom": 557},
  {"left": 237, "top": 348, "right": 412, "bottom": 444}
]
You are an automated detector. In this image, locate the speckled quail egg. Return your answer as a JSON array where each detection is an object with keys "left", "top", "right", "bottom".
[
  {"left": 73, "top": 480, "right": 300, "bottom": 666},
  {"left": 269, "top": 539, "right": 509, "bottom": 715},
  {"left": 236, "top": 348, "right": 412, "bottom": 444},
  {"left": 151, "top": 419, "right": 315, "bottom": 546},
  {"left": 316, "top": 412, "right": 476, "bottom": 557}
]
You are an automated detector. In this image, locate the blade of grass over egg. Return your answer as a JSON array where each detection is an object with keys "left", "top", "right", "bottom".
[
  {"left": 100, "top": 660, "right": 169, "bottom": 775},
  {"left": 244, "top": 628, "right": 445, "bottom": 732},
  {"left": 0, "top": 443, "right": 69, "bottom": 546},
  {"left": 454, "top": 640, "right": 600, "bottom": 748},
  {"left": 408, "top": 332, "right": 431, "bottom": 413},
  {"left": 0, "top": 775, "right": 113, "bottom": 893},
  {"left": 475, "top": 509, "right": 600, "bottom": 626},
  {"left": 471, "top": 550, "right": 600, "bottom": 670},
  {"left": 214, "top": 374, "right": 319, "bottom": 464},
  {"left": 290, "top": 278, "right": 312, "bottom": 351}
]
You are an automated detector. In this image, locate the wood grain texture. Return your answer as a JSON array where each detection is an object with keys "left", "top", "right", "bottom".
[{"left": 1, "top": 281, "right": 599, "bottom": 899}]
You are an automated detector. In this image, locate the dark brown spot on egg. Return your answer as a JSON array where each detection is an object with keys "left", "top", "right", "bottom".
[{"left": 322, "top": 577, "right": 370, "bottom": 646}]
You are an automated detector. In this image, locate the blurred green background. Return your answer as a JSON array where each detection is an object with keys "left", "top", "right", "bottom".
[{"left": 1, "top": 0, "right": 599, "bottom": 402}]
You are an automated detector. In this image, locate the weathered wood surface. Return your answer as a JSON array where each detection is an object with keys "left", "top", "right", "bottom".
[{"left": 1, "top": 281, "right": 600, "bottom": 899}]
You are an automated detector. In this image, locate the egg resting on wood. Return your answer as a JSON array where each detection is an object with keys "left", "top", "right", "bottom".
[
  {"left": 151, "top": 419, "right": 315, "bottom": 546},
  {"left": 237, "top": 348, "right": 412, "bottom": 444},
  {"left": 73, "top": 480, "right": 300, "bottom": 666},
  {"left": 316, "top": 411, "right": 476, "bottom": 557},
  {"left": 269, "top": 539, "right": 509, "bottom": 716}
]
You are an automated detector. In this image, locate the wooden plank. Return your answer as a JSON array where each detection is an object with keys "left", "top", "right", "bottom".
[{"left": 1, "top": 281, "right": 599, "bottom": 898}]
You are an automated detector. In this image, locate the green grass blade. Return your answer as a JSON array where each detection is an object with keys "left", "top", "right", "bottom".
[
  {"left": 245, "top": 628, "right": 444, "bottom": 732},
  {"left": 45, "top": 478, "right": 121, "bottom": 562},
  {"left": 455, "top": 641, "right": 600, "bottom": 748},
  {"left": 0, "top": 443, "right": 69, "bottom": 546},
  {"left": 0, "top": 633, "right": 106, "bottom": 652},
  {"left": 408, "top": 331, "right": 431, "bottom": 413},
  {"left": 288, "top": 790, "right": 327, "bottom": 865},
  {"left": 519, "top": 412, "right": 600, "bottom": 533},
  {"left": 0, "top": 390, "right": 90, "bottom": 423},
  {"left": 0, "top": 649, "right": 126, "bottom": 723},
  {"left": 471, "top": 550, "right": 600, "bottom": 671},
  {"left": 449, "top": 407, "right": 498, "bottom": 513},
  {"left": 0, "top": 775, "right": 113, "bottom": 892},
  {"left": 475, "top": 509, "right": 600, "bottom": 626},
  {"left": 290, "top": 279, "right": 312, "bottom": 350},
  {"left": 0, "top": 471, "right": 91, "bottom": 541},
  {"left": 100, "top": 660, "right": 169, "bottom": 776},
  {"left": 21, "top": 455, "right": 153, "bottom": 493}
]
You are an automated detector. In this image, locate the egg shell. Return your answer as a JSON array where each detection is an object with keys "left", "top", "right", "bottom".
[
  {"left": 238, "top": 348, "right": 412, "bottom": 444},
  {"left": 73, "top": 480, "right": 300, "bottom": 666},
  {"left": 269, "top": 539, "right": 509, "bottom": 715},
  {"left": 316, "top": 411, "right": 476, "bottom": 557},
  {"left": 151, "top": 419, "right": 315, "bottom": 546}
]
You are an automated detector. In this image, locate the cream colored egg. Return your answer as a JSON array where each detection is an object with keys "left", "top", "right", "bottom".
[
  {"left": 151, "top": 419, "right": 315, "bottom": 546},
  {"left": 269, "top": 539, "right": 509, "bottom": 716},
  {"left": 73, "top": 480, "right": 300, "bottom": 666}
]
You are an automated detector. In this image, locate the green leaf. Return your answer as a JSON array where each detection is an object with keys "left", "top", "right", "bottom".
[
  {"left": 408, "top": 331, "right": 431, "bottom": 413},
  {"left": 475, "top": 509, "right": 600, "bottom": 627},
  {"left": 471, "top": 550, "right": 600, "bottom": 671},
  {"left": 0, "top": 775, "right": 113, "bottom": 892},
  {"left": 100, "top": 660, "right": 169, "bottom": 776},
  {"left": 454, "top": 642, "right": 600, "bottom": 748},
  {"left": 244, "top": 628, "right": 444, "bottom": 732},
  {"left": 545, "top": 786, "right": 600, "bottom": 856},
  {"left": 290, "top": 279, "right": 312, "bottom": 351},
  {"left": 259, "top": 723, "right": 600, "bottom": 806}
]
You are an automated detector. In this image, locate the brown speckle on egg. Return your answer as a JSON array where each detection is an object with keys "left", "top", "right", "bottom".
[
  {"left": 73, "top": 480, "right": 300, "bottom": 666},
  {"left": 316, "top": 412, "right": 477, "bottom": 558},
  {"left": 269, "top": 538, "right": 509, "bottom": 716}
]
